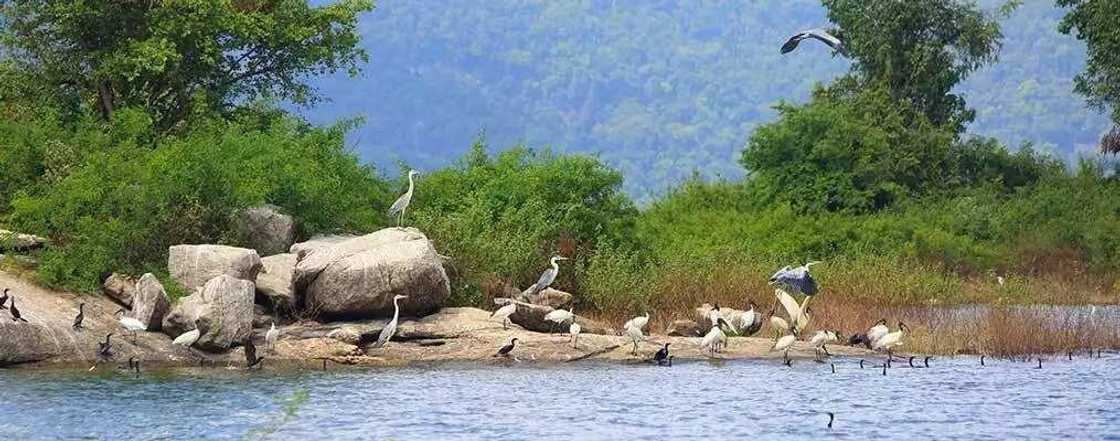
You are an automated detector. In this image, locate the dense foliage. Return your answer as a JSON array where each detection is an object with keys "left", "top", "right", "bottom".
[{"left": 1058, "top": 0, "right": 1120, "bottom": 125}]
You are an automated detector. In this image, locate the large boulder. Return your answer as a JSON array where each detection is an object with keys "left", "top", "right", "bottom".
[
  {"left": 235, "top": 205, "right": 296, "bottom": 256},
  {"left": 289, "top": 234, "right": 358, "bottom": 259},
  {"left": 131, "top": 273, "right": 170, "bottom": 331},
  {"left": 666, "top": 319, "right": 703, "bottom": 337},
  {"left": 101, "top": 273, "right": 136, "bottom": 307},
  {"left": 0, "top": 229, "right": 47, "bottom": 251},
  {"left": 256, "top": 253, "right": 297, "bottom": 312},
  {"left": 168, "top": 244, "right": 262, "bottom": 293},
  {"left": 299, "top": 228, "right": 450, "bottom": 319},
  {"left": 0, "top": 323, "right": 59, "bottom": 365},
  {"left": 532, "top": 288, "right": 573, "bottom": 309},
  {"left": 162, "top": 275, "right": 255, "bottom": 351},
  {"left": 507, "top": 302, "right": 614, "bottom": 335}
]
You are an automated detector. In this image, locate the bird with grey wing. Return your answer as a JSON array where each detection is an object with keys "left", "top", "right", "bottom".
[
  {"left": 781, "top": 28, "right": 847, "bottom": 57},
  {"left": 388, "top": 170, "right": 420, "bottom": 227}
]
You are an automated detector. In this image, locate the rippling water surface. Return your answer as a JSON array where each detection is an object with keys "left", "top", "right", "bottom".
[{"left": 1, "top": 355, "right": 1118, "bottom": 440}]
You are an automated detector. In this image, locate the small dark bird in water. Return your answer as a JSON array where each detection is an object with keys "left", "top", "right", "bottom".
[
  {"left": 859, "top": 359, "right": 865, "bottom": 369},
  {"left": 654, "top": 343, "right": 671, "bottom": 366},
  {"left": 1036, "top": 358, "right": 1043, "bottom": 369},
  {"left": 881, "top": 364, "right": 887, "bottom": 376},
  {"left": 242, "top": 338, "right": 265, "bottom": 369},
  {"left": 830, "top": 363, "right": 836, "bottom": 374},
  {"left": 980, "top": 355, "right": 986, "bottom": 366},
  {"left": 494, "top": 337, "right": 518, "bottom": 357},
  {"left": 0, "top": 288, "right": 9, "bottom": 309},
  {"left": 908, "top": 356, "right": 916, "bottom": 368},
  {"left": 826, "top": 412, "right": 835, "bottom": 429},
  {"left": 924, "top": 356, "right": 931, "bottom": 368},
  {"left": 848, "top": 333, "right": 872, "bottom": 349},
  {"left": 72, "top": 303, "right": 85, "bottom": 330},
  {"left": 119, "top": 357, "right": 140, "bottom": 374},
  {"left": 9, "top": 296, "right": 28, "bottom": 322},
  {"left": 97, "top": 333, "right": 114, "bottom": 359}
]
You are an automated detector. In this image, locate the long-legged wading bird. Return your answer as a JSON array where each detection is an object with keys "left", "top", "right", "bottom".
[
  {"left": 265, "top": 322, "right": 279, "bottom": 350},
  {"left": 523, "top": 256, "right": 569, "bottom": 298},
  {"left": 97, "top": 333, "right": 114, "bottom": 359},
  {"left": 0, "top": 288, "right": 9, "bottom": 309},
  {"left": 872, "top": 321, "right": 910, "bottom": 359},
  {"left": 780, "top": 29, "right": 847, "bottom": 57},
  {"left": 625, "top": 322, "right": 644, "bottom": 354},
  {"left": 9, "top": 296, "right": 28, "bottom": 322},
  {"left": 242, "top": 338, "right": 265, "bottom": 369},
  {"left": 623, "top": 312, "right": 650, "bottom": 334},
  {"left": 388, "top": 169, "right": 420, "bottom": 227},
  {"left": 72, "top": 303, "right": 85, "bottom": 330},
  {"left": 768, "top": 309, "right": 789, "bottom": 340},
  {"left": 733, "top": 301, "right": 761, "bottom": 336},
  {"left": 372, "top": 295, "right": 409, "bottom": 349},
  {"left": 866, "top": 319, "right": 889, "bottom": 346},
  {"left": 115, "top": 309, "right": 145, "bottom": 343},
  {"left": 569, "top": 322, "right": 582, "bottom": 348},
  {"left": 809, "top": 330, "right": 840, "bottom": 361},
  {"left": 494, "top": 337, "right": 518, "bottom": 357},
  {"left": 773, "top": 289, "right": 810, "bottom": 334},
  {"left": 700, "top": 322, "right": 727, "bottom": 355},
  {"left": 654, "top": 343, "right": 671, "bottom": 366},
  {"left": 544, "top": 306, "right": 575, "bottom": 334},
  {"left": 490, "top": 301, "right": 517, "bottom": 329},
  {"left": 773, "top": 333, "right": 797, "bottom": 363}
]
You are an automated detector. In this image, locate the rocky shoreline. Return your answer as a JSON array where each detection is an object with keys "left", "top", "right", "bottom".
[{"left": 1, "top": 215, "right": 885, "bottom": 369}]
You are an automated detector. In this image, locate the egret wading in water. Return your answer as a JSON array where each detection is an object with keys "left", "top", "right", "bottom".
[
  {"left": 522, "top": 256, "right": 569, "bottom": 299},
  {"left": 490, "top": 301, "right": 517, "bottom": 329},
  {"left": 388, "top": 170, "right": 420, "bottom": 227},
  {"left": 115, "top": 309, "right": 145, "bottom": 344},
  {"left": 773, "top": 333, "right": 797, "bottom": 364},
  {"left": 72, "top": 303, "right": 85, "bottom": 330},
  {"left": 544, "top": 306, "right": 575, "bottom": 335},
  {"left": 494, "top": 337, "right": 518, "bottom": 358},
  {"left": 9, "top": 296, "right": 28, "bottom": 322},
  {"left": 780, "top": 29, "right": 847, "bottom": 57},
  {"left": 569, "top": 322, "right": 582, "bottom": 348},
  {"left": 265, "top": 322, "right": 279, "bottom": 351},
  {"left": 372, "top": 295, "right": 409, "bottom": 349},
  {"left": 654, "top": 343, "right": 672, "bottom": 366}
]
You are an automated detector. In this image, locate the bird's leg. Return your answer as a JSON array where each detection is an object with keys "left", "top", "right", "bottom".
[
  {"left": 823, "top": 345, "right": 832, "bottom": 357},
  {"left": 503, "top": 319, "right": 509, "bottom": 330}
]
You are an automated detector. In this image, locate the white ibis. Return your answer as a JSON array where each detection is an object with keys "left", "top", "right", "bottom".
[
  {"left": 872, "top": 321, "right": 910, "bottom": 359},
  {"left": 700, "top": 323, "right": 727, "bottom": 355},
  {"left": 624, "top": 323, "right": 644, "bottom": 354},
  {"left": 773, "top": 334, "right": 797, "bottom": 363},
  {"left": 867, "top": 319, "right": 889, "bottom": 345},
  {"left": 809, "top": 330, "right": 840, "bottom": 361},
  {"left": 544, "top": 307, "right": 575, "bottom": 334},
  {"left": 115, "top": 309, "right": 145, "bottom": 343},
  {"left": 490, "top": 301, "right": 517, "bottom": 329}
]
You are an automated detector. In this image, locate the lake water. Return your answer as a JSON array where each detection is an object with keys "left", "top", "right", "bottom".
[{"left": 1, "top": 355, "right": 1117, "bottom": 440}]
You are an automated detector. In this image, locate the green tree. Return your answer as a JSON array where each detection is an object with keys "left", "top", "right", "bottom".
[
  {"left": 1057, "top": 0, "right": 1120, "bottom": 152},
  {"left": 0, "top": 0, "right": 372, "bottom": 130},
  {"left": 823, "top": 0, "right": 1003, "bottom": 131}
]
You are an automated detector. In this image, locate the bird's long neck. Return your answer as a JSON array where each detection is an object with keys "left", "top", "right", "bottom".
[
  {"left": 406, "top": 173, "right": 415, "bottom": 195},
  {"left": 392, "top": 297, "right": 402, "bottom": 321},
  {"left": 550, "top": 258, "right": 560, "bottom": 273}
]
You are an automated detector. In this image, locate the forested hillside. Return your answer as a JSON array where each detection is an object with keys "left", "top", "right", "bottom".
[{"left": 304, "top": 0, "right": 1110, "bottom": 198}]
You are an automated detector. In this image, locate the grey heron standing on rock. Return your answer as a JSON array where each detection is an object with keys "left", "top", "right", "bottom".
[
  {"left": 388, "top": 169, "right": 420, "bottom": 227},
  {"left": 9, "top": 296, "right": 28, "bottom": 322},
  {"left": 523, "top": 256, "right": 569, "bottom": 299},
  {"left": 72, "top": 303, "right": 85, "bottom": 330},
  {"left": 780, "top": 29, "right": 847, "bottom": 57},
  {"left": 372, "top": 295, "right": 409, "bottom": 349}
]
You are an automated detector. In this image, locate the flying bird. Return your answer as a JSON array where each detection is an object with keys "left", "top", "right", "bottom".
[
  {"left": 781, "top": 29, "right": 847, "bottom": 56},
  {"left": 769, "top": 262, "right": 821, "bottom": 297},
  {"left": 371, "top": 295, "right": 409, "bottom": 349},
  {"left": 388, "top": 169, "right": 420, "bottom": 227}
]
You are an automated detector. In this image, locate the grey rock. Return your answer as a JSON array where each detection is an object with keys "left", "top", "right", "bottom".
[
  {"left": 508, "top": 302, "right": 614, "bottom": 335},
  {"left": 0, "top": 323, "right": 59, "bottom": 365},
  {"left": 162, "top": 275, "right": 255, "bottom": 351},
  {"left": 532, "top": 288, "right": 573, "bottom": 309},
  {"left": 293, "top": 228, "right": 425, "bottom": 290},
  {"left": 235, "top": 205, "right": 296, "bottom": 256},
  {"left": 289, "top": 234, "right": 358, "bottom": 260},
  {"left": 168, "top": 244, "right": 262, "bottom": 293},
  {"left": 666, "top": 319, "right": 704, "bottom": 337},
  {"left": 131, "top": 273, "right": 170, "bottom": 331},
  {"left": 101, "top": 273, "right": 136, "bottom": 307},
  {"left": 256, "top": 253, "right": 297, "bottom": 313},
  {"left": 0, "top": 229, "right": 47, "bottom": 251}
]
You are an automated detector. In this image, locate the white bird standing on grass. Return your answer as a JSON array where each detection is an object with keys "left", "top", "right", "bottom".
[
  {"left": 115, "top": 309, "right": 146, "bottom": 344},
  {"left": 388, "top": 170, "right": 420, "bottom": 227},
  {"left": 490, "top": 301, "right": 517, "bottom": 329},
  {"left": 265, "top": 322, "right": 280, "bottom": 351},
  {"left": 544, "top": 306, "right": 575, "bottom": 334},
  {"left": 372, "top": 295, "right": 409, "bottom": 349}
]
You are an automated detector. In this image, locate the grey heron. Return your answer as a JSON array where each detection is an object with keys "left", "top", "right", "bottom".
[
  {"left": 372, "top": 294, "right": 409, "bottom": 349},
  {"left": 9, "top": 296, "right": 27, "bottom": 322},
  {"left": 388, "top": 170, "right": 420, "bottom": 227},
  {"left": 544, "top": 306, "right": 575, "bottom": 334},
  {"left": 780, "top": 29, "right": 847, "bottom": 56},
  {"left": 523, "top": 256, "right": 569, "bottom": 298},
  {"left": 654, "top": 343, "right": 671, "bottom": 366},
  {"left": 769, "top": 262, "right": 821, "bottom": 296},
  {"left": 490, "top": 301, "right": 517, "bottom": 329},
  {"left": 72, "top": 303, "right": 85, "bottom": 330},
  {"left": 265, "top": 322, "right": 280, "bottom": 350},
  {"left": 494, "top": 337, "right": 518, "bottom": 357},
  {"left": 115, "top": 309, "right": 146, "bottom": 343},
  {"left": 0, "top": 287, "right": 9, "bottom": 309}
]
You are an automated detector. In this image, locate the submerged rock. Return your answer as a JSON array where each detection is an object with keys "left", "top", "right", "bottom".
[
  {"left": 168, "top": 244, "right": 262, "bottom": 292},
  {"left": 235, "top": 205, "right": 296, "bottom": 257},
  {"left": 162, "top": 275, "right": 255, "bottom": 351},
  {"left": 131, "top": 273, "right": 170, "bottom": 331},
  {"left": 298, "top": 228, "right": 450, "bottom": 320},
  {"left": 256, "top": 253, "right": 297, "bottom": 313}
]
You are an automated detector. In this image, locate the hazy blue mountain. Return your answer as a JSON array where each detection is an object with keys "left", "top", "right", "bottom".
[{"left": 298, "top": 0, "right": 1110, "bottom": 198}]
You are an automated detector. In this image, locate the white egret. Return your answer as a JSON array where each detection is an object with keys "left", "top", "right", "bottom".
[
  {"left": 490, "top": 301, "right": 517, "bottom": 329},
  {"left": 388, "top": 170, "right": 420, "bottom": 227},
  {"left": 773, "top": 334, "right": 797, "bottom": 363},
  {"left": 780, "top": 29, "right": 847, "bottom": 57},
  {"left": 115, "top": 309, "right": 146, "bottom": 343},
  {"left": 544, "top": 306, "right": 575, "bottom": 334},
  {"left": 494, "top": 337, "right": 518, "bottom": 357},
  {"left": 569, "top": 322, "right": 582, "bottom": 348},
  {"left": 624, "top": 323, "right": 644, "bottom": 354},
  {"left": 523, "top": 256, "right": 568, "bottom": 298},
  {"left": 654, "top": 343, "right": 672, "bottom": 366},
  {"left": 265, "top": 322, "right": 280, "bottom": 350},
  {"left": 173, "top": 328, "right": 201, "bottom": 347},
  {"left": 809, "top": 330, "right": 840, "bottom": 361},
  {"left": 700, "top": 323, "right": 727, "bottom": 355},
  {"left": 867, "top": 319, "right": 889, "bottom": 345},
  {"left": 72, "top": 303, "right": 85, "bottom": 330},
  {"left": 623, "top": 312, "right": 650, "bottom": 333},
  {"left": 372, "top": 295, "right": 409, "bottom": 349},
  {"left": 872, "top": 321, "right": 910, "bottom": 359}
]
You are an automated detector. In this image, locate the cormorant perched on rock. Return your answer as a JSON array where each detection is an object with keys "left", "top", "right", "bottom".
[
  {"left": 654, "top": 343, "right": 672, "bottom": 366},
  {"left": 243, "top": 338, "right": 265, "bottom": 369},
  {"left": 72, "top": 303, "right": 85, "bottom": 330},
  {"left": 97, "top": 333, "right": 114, "bottom": 359},
  {"left": 0, "top": 287, "right": 9, "bottom": 309},
  {"left": 9, "top": 296, "right": 28, "bottom": 322},
  {"left": 494, "top": 337, "right": 518, "bottom": 357}
]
